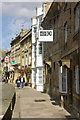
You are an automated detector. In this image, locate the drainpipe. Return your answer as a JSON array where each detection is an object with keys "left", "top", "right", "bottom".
[
  {"left": 27, "top": 48, "right": 29, "bottom": 67},
  {"left": 24, "top": 50, "right": 26, "bottom": 68}
]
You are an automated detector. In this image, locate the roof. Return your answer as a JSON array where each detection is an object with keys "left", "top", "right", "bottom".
[
  {"left": 20, "top": 29, "right": 32, "bottom": 43},
  {"left": 6, "top": 50, "right": 11, "bottom": 55},
  {"left": 10, "top": 34, "right": 20, "bottom": 45}
]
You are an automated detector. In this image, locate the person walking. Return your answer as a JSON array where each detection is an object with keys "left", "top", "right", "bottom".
[
  {"left": 16, "top": 77, "right": 20, "bottom": 88},
  {"left": 21, "top": 76, "right": 25, "bottom": 88}
]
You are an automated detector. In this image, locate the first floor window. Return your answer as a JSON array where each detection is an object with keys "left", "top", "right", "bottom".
[
  {"left": 75, "top": 65, "right": 79, "bottom": 94},
  {"left": 75, "top": 5, "right": 80, "bottom": 32},
  {"left": 39, "top": 42, "right": 42, "bottom": 54},
  {"left": 33, "top": 27, "right": 37, "bottom": 33},
  {"left": 64, "top": 23, "right": 67, "bottom": 43}
]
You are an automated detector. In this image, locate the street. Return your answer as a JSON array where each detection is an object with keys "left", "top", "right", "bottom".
[
  {"left": 1, "top": 2, "right": 80, "bottom": 120},
  {"left": 12, "top": 86, "right": 76, "bottom": 119}
]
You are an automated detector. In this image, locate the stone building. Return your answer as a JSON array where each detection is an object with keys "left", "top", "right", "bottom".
[
  {"left": 20, "top": 29, "right": 32, "bottom": 85},
  {"left": 42, "top": 2, "right": 80, "bottom": 119},
  {"left": 11, "top": 33, "right": 21, "bottom": 82},
  {"left": 10, "top": 29, "right": 32, "bottom": 83}
]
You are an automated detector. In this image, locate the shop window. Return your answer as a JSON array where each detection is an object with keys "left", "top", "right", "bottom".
[
  {"left": 74, "top": 5, "right": 80, "bottom": 32},
  {"left": 75, "top": 65, "right": 79, "bottom": 94},
  {"left": 59, "top": 66, "right": 67, "bottom": 93},
  {"left": 62, "top": 67, "right": 67, "bottom": 93}
]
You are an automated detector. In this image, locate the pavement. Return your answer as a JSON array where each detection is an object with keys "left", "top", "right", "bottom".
[{"left": 12, "top": 86, "right": 77, "bottom": 119}]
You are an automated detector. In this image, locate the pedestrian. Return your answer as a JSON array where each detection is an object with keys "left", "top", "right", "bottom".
[
  {"left": 16, "top": 77, "right": 20, "bottom": 88},
  {"left": 2, "top": 76, "right": 5, "bottom": 82},
  {"left": 21, "top": 76, "right": 25, "bottom": 88}
]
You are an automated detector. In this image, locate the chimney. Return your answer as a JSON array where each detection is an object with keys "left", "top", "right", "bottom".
[
  {"left": 16, "top": 34, "right": 18, "bottom": 37},
  {"left": 12, "top": 37, "right": 13, "bottom": 41},
  {"left": 21, "top": 29, "right": 23, "bottom": 33}
]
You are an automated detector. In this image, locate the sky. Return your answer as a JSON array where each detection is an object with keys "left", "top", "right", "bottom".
[{"left": 1, "top": 2, "right": 42, "bottom": 50}]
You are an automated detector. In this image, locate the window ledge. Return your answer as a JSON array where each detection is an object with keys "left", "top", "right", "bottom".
[{"left": 59, "top": 92, "right": 68, "bottom": 96}]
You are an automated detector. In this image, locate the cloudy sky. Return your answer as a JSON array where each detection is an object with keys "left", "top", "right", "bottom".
[{"left": 1, "top": 2, "right": 42, "bottom": 50}]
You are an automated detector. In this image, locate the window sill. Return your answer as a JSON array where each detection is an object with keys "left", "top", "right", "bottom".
[{"left": 59, "top": 92, "right": 68, "bottom": 96}]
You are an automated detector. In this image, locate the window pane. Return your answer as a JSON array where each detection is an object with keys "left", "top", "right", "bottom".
[
  {"left": 62, "top": 67, "right": 67, "bottom": 93},
  {"left": 59, "top": 66, "right": 62, "bottom": 92},
  {"left": 65, "top": 24, "right": 67, "bottom": 43},
  {"left": 75, "top": 66, "right": 79, "bottom": 94},
  {"left": 39, "top": 69, "right": 43, "bottom": 84},
  {"left": 75, "top": 7, "right": 79, "bottom": 32},
  {"left": 39, "top": 42, "right": 42, "bottom": 54}
]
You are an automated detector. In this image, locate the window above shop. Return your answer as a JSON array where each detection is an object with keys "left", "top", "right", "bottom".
[
  {"left": 74, "top": 4, "right": 80, "bottom": 32},
  {"left": 64, "top": 23, "right": 67, "bottom": 44},
  {"left": 33, "top": 27, "right": 37, "bottom": 33},
  {"left": 75, "top": 65, "right": 79, "bottom": 94}
]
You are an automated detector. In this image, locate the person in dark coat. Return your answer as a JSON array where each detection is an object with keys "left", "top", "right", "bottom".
[
  {"left": 21, "top": 76, "right": 25, "bottom": 88},
  {"left": 16, "top": 77, "right": 20, "bottom": 88}
]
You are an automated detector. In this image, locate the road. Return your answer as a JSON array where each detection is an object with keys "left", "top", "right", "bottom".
[{"left": 0, "top": 83, "right": 15, "bottom": 120}]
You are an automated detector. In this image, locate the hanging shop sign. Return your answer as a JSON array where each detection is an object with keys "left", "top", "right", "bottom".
[
  {"left": 39, "top": 30, "right": 53, "bottom": 42},
  {"left": 12, "top": 60, "right": 15, "bottom": 64},
  {"left": 5, "top": 56, "right": 9, "bottom": 63}
]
